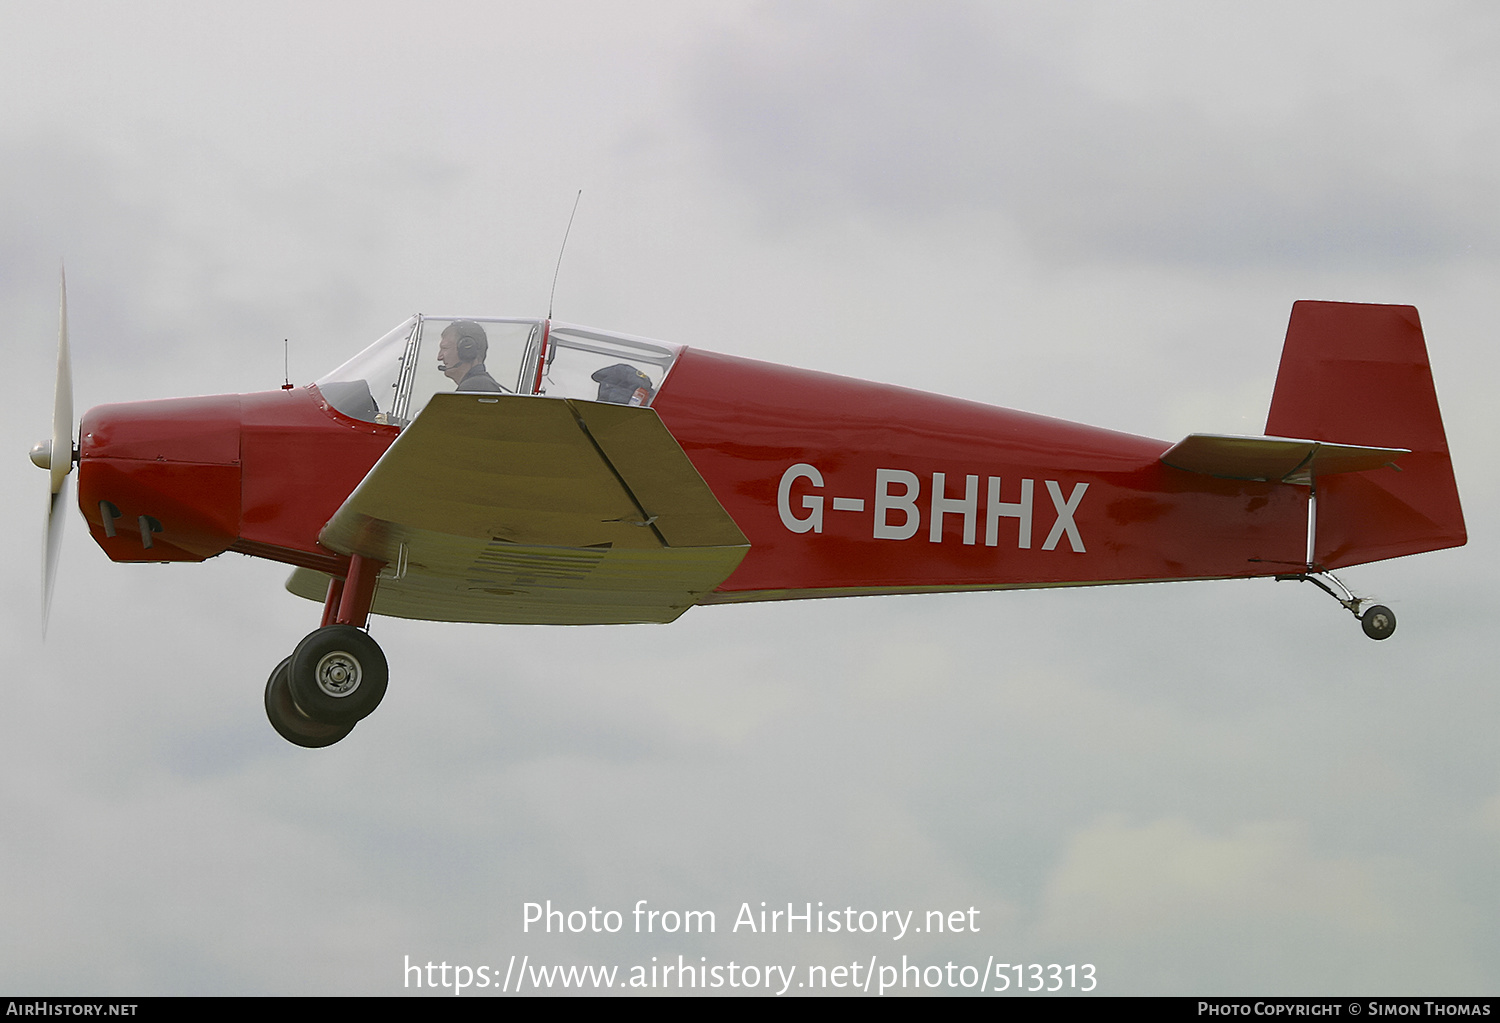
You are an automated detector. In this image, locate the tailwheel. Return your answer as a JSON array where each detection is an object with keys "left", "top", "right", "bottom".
[
  {"left": 288, "top": 624, "right": 389, "bottom": 727},
  {"left": 265, "top": 657, "right": 354, "bottom": 748},
  {"left": 1361, "top": 604, "right": 1396, "bottom": 641},
  {"left": 1276, "top": 571, "right": 1397, "bottom": 641}
]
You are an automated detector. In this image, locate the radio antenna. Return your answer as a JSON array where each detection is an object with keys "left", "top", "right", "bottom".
[{"left": 548, "top": 189, "right": 582, "bottom": 320}]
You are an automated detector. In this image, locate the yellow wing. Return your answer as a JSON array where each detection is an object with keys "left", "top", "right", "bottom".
[{"left": 286, "top": 393, "right": 748, "bottom": 624}]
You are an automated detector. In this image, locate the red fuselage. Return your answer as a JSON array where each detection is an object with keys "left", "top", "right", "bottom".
[
  {"left": 77, "top": 348, "right": 1308, "bottom": 599},
  {"left": 654, "top": 350, "right": 1306, "bottom": 599},
  {"left": 79, "top": 388, "right": 395, "bottom": 573}
]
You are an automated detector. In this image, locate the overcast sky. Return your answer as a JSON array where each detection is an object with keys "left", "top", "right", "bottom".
[{"left": 3, "top": 0, "right": 1497, "bottom": 996}]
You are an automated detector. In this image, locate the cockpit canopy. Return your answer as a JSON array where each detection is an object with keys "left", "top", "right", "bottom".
[{"left": 314, "top": 316, "right": 683, "bottom": 427}]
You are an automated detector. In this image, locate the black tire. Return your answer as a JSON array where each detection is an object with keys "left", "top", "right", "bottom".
[
  {"left": 288, "top": 625, "right": 389, "bottom": 726},
  {"left": 1361, "top": 604, "right": 1396, "bottom": 641},
  {"left": 265, "top": 657, "right": 354, "bottom": 748}
]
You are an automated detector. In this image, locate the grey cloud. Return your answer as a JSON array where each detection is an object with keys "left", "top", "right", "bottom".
[{"left": 686, "top": 2, "right": 1497, "bottom": 266}]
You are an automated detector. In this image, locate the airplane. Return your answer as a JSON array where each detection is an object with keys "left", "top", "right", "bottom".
[{"left": 32, "top": 280, "right": 1466, "bottom": 747}]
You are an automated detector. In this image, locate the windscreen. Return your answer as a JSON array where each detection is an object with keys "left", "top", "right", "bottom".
[{"left": 314, "top": 316, "right": 419, "bottom": 424}]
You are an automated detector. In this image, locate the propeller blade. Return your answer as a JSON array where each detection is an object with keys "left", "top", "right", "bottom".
[
  {"left": 43, "top": 475, "right": 71, "bottom": 633},
  {"left": 51, "top": 267, "right": 73, "bottom": 496},
  {"left": 42, "top": 266, "right": 75, "bottom": 632}
]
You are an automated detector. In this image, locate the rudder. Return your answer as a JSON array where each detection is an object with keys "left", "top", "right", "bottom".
[{"left": 1265, "top": 300, "right": 1465, "bottom": 569}]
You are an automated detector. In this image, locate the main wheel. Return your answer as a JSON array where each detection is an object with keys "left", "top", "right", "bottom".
[
  {"left": 288, "top": 625, "right": 389, "bottom": 726},
  {"left": 1361, "top": 604, "right": 1396, "bottom": 641},
  {"left": 265, "top": 658, "right": 354, "bottom": 748}
]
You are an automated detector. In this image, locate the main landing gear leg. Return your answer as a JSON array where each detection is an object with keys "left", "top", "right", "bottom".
[
  {"left": 264, "top": 554, "right": 390, "bottom": 748},
  {"left": 1275, "top": 571, "right": 1396, "bottom": 641}
]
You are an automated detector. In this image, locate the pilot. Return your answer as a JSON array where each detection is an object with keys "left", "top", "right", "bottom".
[{"left": 437, "top": 320, "right": 502, "bottom": 392}]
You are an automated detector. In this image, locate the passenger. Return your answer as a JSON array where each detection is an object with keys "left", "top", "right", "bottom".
[
  {"left": 437, "top": 321, "right": 503, "bottom": 392},
  {"left": 591, "top": 363, "right": 654, "bottom": 405}
]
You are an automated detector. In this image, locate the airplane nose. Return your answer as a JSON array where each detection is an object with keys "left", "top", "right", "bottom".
[{"left": 78, "top": 394, "right": 244, "bottom": 562}]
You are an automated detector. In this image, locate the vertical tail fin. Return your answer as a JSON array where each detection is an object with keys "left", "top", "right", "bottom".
[{"left": 1266, "top": 300, "right": 1465, "bottom": 569}]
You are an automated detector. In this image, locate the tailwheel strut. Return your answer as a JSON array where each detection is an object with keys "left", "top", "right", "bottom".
[
  {"left": 1276, "top": 571, "right": 1396, "bottom": 641},
  {"left": 1278, "top": 479, "right": 1395, "bottom": 641}
]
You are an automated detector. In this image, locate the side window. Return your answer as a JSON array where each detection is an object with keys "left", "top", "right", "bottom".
[
  {"left": 540, "top": 326, "right": 679, "bottom": 407},
  {"left": 400, "top": 319, "right": 541, "bottom": 422}
]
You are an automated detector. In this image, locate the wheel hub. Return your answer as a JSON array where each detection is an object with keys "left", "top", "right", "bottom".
[{"left": 314, "top": 651, "right": 362, "bottom": 697}]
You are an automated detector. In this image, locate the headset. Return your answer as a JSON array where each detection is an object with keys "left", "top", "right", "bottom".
[{"left": 449, "top": 320, "right": 489, "bottom": 364}]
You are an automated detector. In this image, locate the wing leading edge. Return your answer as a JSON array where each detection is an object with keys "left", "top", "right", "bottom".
[{"left": 286, "top": 393, "right": 749, "bottom": 624}]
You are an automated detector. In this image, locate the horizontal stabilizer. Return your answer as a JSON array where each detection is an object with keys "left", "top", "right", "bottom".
[{"left": 1160, "top": 433, "right": 1408, "bottom": 484}]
